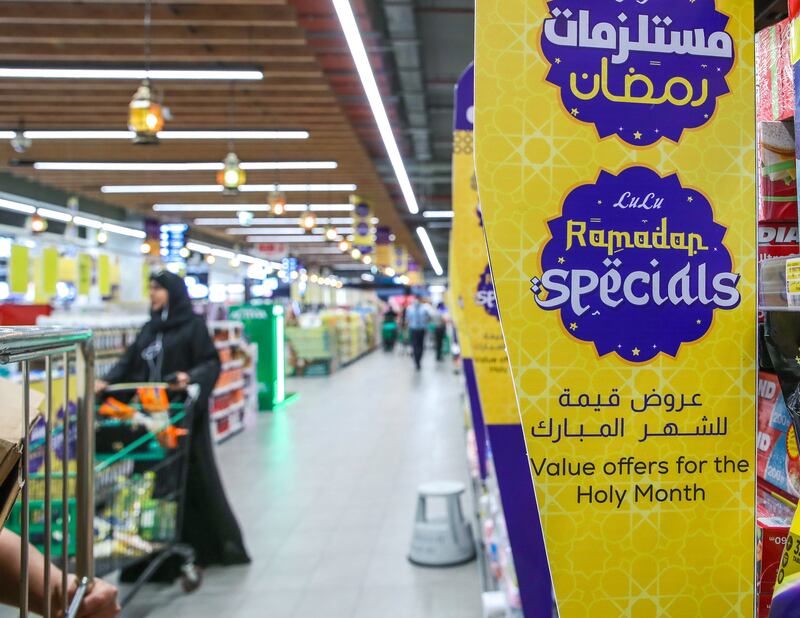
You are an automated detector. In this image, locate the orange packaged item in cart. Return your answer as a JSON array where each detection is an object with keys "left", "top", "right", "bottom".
[
  {"left": 98, "top": 397, "right": 136, "bottom": 420},
  {"left": 158, "top": 425, "right": 188, "bottom": 450},
  {"left": 137, "top": 387, "right": 170, "bottom": 413}
]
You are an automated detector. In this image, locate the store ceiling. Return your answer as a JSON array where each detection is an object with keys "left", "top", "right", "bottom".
[
  {"left": 0, "top": 0, "right": 441, "bottom": 272},
  {"left": 0, "top": 1, "right": 788, "bottom": 277}
]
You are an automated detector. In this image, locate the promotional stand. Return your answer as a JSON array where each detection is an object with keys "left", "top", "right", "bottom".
[{"left": 475, "top": 1, "right": 756, "bottom": 615}]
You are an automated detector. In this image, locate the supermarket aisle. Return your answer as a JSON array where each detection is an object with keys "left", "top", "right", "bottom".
[{"left": 125, "top": 350, "right": 481, "bottom": 618}]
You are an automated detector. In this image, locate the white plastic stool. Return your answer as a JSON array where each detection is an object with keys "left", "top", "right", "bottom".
[
  {"left": 408, "top": 481, "right": 476, "bottom": 567},
  {"left": 481, "top": 591, "right": 508, "bottom": 618}
]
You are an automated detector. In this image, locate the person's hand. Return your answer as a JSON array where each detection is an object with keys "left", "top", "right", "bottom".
[
  {"left": 55, "top": 576, "right": 120, "bottom": 618},
  {"left": 94, "top": 380, "right": 108, "bottom": 395},
  {"left": 73, "top": 577, "right": 120, "bottom": 618},
  {"left": 171, "top": 371, "right": 190, "bottom": 390}
]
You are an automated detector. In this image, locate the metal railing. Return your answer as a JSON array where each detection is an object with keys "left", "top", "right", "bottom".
[{"left": 0, "top": 327, "right": 95, "bottom": 618}]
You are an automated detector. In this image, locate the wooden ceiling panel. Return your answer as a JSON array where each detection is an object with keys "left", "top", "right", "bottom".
[{"left": 0, "top": 0, "right": 423, "bottom": 265}]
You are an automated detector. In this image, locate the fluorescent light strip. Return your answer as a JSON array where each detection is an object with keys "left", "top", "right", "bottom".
[
  {"left": 154, "top": 203, "right": 353, "bottom": 213},
  {"left": 103, "top": 183, "right": 357, "bottom": 194},
  {"left": 226, "top": 227, "right": 307, "bottom": 235},
  {"left": 416, "top": 226, "right": 443, "bottom": 276},
  {"left": 422, "top": 210, "right": 455, "bottom": 219},
  {"left": 33, "top": 161, "right": 337, "bottom": 172},
  {"left": 243, "top": 162, "right": 337, "bottom": 171},
  {"left": 158, "top": 130, "right": 308, "bottom": 140},
  {"left": 287, "top": 248, "right": 345, "bottom": 254},
  {"left": 20, "top": 130, "right": 309, "bottom": 141},
  {"left": 246, "top": 183, "right": 356, "bottom": 193},
  {"left": 187, "top": 242, "right": 277, "bottom": 271},
  {"left": 0, "top": 67, "right": 263, "bottom": 81},
  {"left": 103, "top": 185, "right": 223, "bottom": 194},
  {"left": 72, "top": 215, "right": 103, "bottom": 229},
  {"left": 306, "top": 204, "right": 355, "bottom": 212},
  {"left": 210, "top": 248, "right": 236, "bottom": 260},
  {"left": 246, "top": 236, "right": 327, "bottom": 243},
  {"left": 185, "top": 242, "right": 211, "bottom": 254},
  {"left": 154, "top": 204, "right": 271, "bottom": 213},
  {"left": 0, "top": 198, "right": 36, "bottom": 215},
  {"left": 102, "top": 222, "right": 146, "bottom": 238},
  {"left": 37, "top": 207, "right": 72, "bottom": 223},
  {"left": 195, "top": 217, "right": 355, "bottom": 226},
  {"left": 332, "top": 0, "right": 419, "bottom": 214},
  {"left": 0, "top": 196, "right": 144, "bottom": 237}
]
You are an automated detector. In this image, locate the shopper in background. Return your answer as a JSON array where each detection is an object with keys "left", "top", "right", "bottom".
[
  {"left": 406, "top": 295, "right": 431, "bottom": 370},
  {"left": 432, "top": 302, "right": 448, "bottom": 361},
  {"left": 96, "top": 271, "right": 250, "bottom": 579},
  {"left": 382, "top": 303, "right": 399, "bottom": 352},
  {"left": 0, "top": 529, "right": 120, "bottom": 616}
]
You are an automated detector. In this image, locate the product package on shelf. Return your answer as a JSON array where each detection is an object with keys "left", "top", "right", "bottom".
[
  {"left": 757, "top": 19, "right": 794, "bottom": 123},
  {"left": 760, "top": 221, "right": 799, "bottom": 263},
  {"left": 758, "top": 371, "right": 800, "bottom": 498},
  {"left": 757, "top": 484, "right": 794, "bottom": 618},
  {"left": 759, "top": 120, "right": 798, "bottom": 224},
  {"left": 209, "top": 321, "right": 255, "bottom": 443},
  {"left": 285, "top": 325, "right": 336, "bottom": 376}
]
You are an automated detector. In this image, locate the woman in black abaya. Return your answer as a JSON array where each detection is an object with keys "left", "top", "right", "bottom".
[{"left": 97, "top": 271, "right": 250, "bottom": 577}]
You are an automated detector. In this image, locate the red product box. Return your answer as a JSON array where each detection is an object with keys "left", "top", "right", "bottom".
[
  {"left": 758, "top": 516, "right": 791, "bottom": 618},
  {"left": 758, "top": 222, "right": 799, "bottom": 262},
  {"left": 758, "top": 372, "right": 800, "bottom": 498},
  {"left": 757, "top": 20, "right": 794, "bottom": 122},
  {"left": 757, "top": 482, "right": 795, "bottom": 617},
  {"left": 759, "top": 121, "right": 797, "bottom": 222}
]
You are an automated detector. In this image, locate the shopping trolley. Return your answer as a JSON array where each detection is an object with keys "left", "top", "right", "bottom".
[
  {"left": 0, "top": 326, "right": 95, "bottom": 618},
  {"left": 94, "top": 381, "right": 202, "bottom": 606}
]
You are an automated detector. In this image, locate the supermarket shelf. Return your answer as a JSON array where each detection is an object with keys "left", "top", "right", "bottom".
[
  {"left": 96, "top": 349, "right": 125, "bottom": 359},
  {"left": 215, "top": 423, "right": 244, "bottom": 444},
  {"left": 340, "top": 347, "right": 377, "bottom": 369},
  {"left": 212, "top": 379, "right": 245, "bottom": 397},
  {"left": 211, "top": 400, "right": 245, "bottom": 421},
  {"left": 215, "top": 339, "right": 242, "bottom": 350}
]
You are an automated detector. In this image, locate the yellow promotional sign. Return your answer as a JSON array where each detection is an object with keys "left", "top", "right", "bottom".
[
  {"left": 351, "top": 196, "right": 374, "bottom": 249},
  {"left": 375, "top": 227, "right": 393, "bottom": 268},
  {"left": 453, "top": 111, "right": 516, "bottom": 426},
  {"left": 77, "top": 254, "right": 91, "bottom": 296},
  {"left": 97, "top": 254, "right": 111, "bottom": 297},
  {"left": 141, "top": 260, "right": 150, "bottom": 300},
  {"left": 41, "top": 247, "right": 58, "bottom": 296},
  {"left": 58, "top": 257, "right": 76, "bottom": 284},
  {"left": 9, "top": 244, "right": 29, "bottom": 295},
  {"left": 392, "top": 246, "right": 408, "bottom": 274},
  {"left": 453, "top": 63, "right": 550, "bottom": 613},
  {"left": 375, "top": 244, "right": 391, "bottom": 268},
  {"left": 476, "top": 1, "right": 756, "bottom": 616}
]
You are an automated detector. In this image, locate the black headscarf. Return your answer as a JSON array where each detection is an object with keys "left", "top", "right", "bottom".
[{"left": 149, "top": 270, "right": 195, "bottom": 331}]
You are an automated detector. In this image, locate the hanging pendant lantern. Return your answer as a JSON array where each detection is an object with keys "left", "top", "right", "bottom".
[
  {"left": 128, "top": 79, "right": 164, "bottom": 145},
  {"left": 30, "top": 213, "right": 47, "bottom": 234},
  {"left": 324, "top": 226, "right": 338, "bottom": 242},
  {"left": 338, "top": 239, "right": 350, "bottom": 253},
  {"left": 217, "top": 152, "right": 246, "bottom": 195},
  {"left": 300, "top": 211, "right": 317, "bottom": 232},
  {"left": 269, "top": 190, "right": 287, "bottom": 216}
]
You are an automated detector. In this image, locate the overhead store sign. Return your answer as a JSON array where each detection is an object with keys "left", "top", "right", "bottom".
[
  {"left": 475, "top": 1, "right": 756, "bottom": 615},
  {"left": 351, "top": 195, "right": 374, "bottom": 251},
  {"left": 450, "top": 63, "right": 551, "bottom": 615}
]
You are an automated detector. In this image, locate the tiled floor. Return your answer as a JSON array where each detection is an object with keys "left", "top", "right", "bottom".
[{"left": 123, "top": 349, "right": 482, "bottom": 617}]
